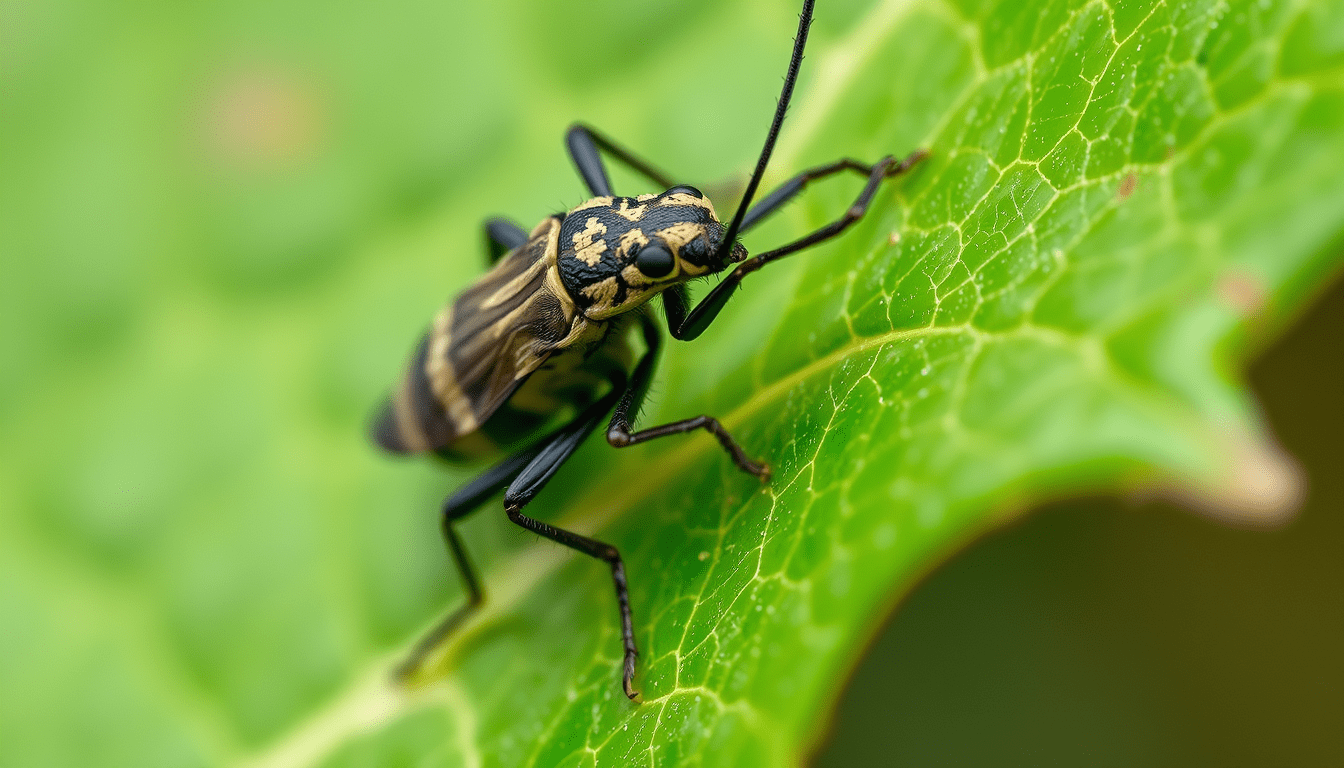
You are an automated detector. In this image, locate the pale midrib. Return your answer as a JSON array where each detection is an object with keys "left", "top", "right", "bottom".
[{"left": 231, "top": 2, "right": 926, "bottom": 766}]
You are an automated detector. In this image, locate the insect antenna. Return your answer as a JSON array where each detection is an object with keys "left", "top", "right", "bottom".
[{"left": 712, "top": 0, "right": 816, "bottom": 266}]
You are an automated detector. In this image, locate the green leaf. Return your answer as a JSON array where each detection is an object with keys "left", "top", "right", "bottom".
[{"left": 3, "top": 0, "right": 1343, "bottom": 766}]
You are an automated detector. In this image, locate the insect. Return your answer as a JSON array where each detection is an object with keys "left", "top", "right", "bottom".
[{"left": 374, "top": 0, "right": 925, "bottom": 699}]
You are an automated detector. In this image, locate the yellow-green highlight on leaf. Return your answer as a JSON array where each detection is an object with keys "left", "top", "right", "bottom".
[{"left": 2, "top": 0, "right": 1342, "bottom": 766}]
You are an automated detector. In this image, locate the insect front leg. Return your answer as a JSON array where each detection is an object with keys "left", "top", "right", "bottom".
[
  {"left": 606, "top": 315, "right": 768, "bottom": 480},
  {"left": 396, "top": 446, "right": 544, "bottom": 682},
  {"left": 482, "top": 217, "right": 529, "bottom": 265},
  {"left": 666, "top": 151, "right": 926, "bottom": 342},
  {"left": 738, "top": 149, "right": 928, "bottom": 234},
  {"left": 565, "top": 123, "right": 676, "bottom": 197}
]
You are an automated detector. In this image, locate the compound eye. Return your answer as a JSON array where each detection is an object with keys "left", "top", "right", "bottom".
[
  {"left": 666, "top": 184, "right": 703, "bottom": 198},
  {"left": 634, "top": 243, "right": 675, "bottom": 278}
]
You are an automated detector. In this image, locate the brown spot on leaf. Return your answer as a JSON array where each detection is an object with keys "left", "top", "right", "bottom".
[
  {"left": 1217, "top": 269, "right": 1268, "bottom": 318},
  {"left": 1117, "top": 173, "right": 1138, "bottom": 199}
]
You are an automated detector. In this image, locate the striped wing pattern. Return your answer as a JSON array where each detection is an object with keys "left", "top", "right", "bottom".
[{"left": 373, "top": 217, "right": 574, "bottom": 454}]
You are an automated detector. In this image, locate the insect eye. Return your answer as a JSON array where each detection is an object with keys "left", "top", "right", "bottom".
[
  {"left": 666, "top": 185, "right": 703, "bottom": 198},
  {"left": 634, "top": 244, "right": 675, "bottom": 278}
]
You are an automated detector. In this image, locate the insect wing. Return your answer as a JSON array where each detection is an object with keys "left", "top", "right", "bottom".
[{"left": 374, "top": 219, "right": 572, "bottom": 453}]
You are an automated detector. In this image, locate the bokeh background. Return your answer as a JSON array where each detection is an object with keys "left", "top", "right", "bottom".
[{"left": 2, "top": 0, "right": 1340, "bottom": 764}]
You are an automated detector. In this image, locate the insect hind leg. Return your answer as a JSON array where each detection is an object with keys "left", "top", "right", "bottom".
[
  {"left": 395, "top": 446, "right": 541, "bottom": 682},
  {"left": 503, "top": 504, "right": 639, "bottom": 699}
]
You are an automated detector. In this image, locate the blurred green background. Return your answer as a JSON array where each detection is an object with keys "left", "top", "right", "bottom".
[{"left": 2, "top": 0, "right": 1341, "bottom": 764}]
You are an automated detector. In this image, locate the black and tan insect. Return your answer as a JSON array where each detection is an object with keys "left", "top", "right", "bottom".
[{"left": 375, "top": 0, "right": 925, "bottom": 699}]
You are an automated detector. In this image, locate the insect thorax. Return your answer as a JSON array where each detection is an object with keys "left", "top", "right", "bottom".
[{"left": 557, "top": 189, "right": 733, "bottom": 320}]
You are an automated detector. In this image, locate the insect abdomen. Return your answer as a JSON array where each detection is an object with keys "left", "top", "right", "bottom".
[{"left": 372, "top": 332, "right": 453, "bottom": 454}]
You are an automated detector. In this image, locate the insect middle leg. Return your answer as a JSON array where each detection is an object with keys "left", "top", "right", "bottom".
[
  {"left": 606, "top": 314, "right": 767, "bottom": 480},
  {"left": 395, "top": 446, "right": 544, "bottom": 681}
]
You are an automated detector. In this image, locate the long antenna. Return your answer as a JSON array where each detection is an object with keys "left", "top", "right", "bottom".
[{"left": 713, "top": 0, "right": 816, "bottom": 265}]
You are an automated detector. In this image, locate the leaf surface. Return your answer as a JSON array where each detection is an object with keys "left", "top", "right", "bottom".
[{"left": 2, "top": 0, "right": 1343, "bottom": 766}]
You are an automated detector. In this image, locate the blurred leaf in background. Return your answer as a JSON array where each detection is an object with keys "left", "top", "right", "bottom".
[{"left": 1, "top": 0, "right": 1341, "bottom": 766}]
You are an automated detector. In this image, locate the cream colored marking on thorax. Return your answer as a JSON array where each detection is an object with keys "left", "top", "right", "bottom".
[
  {"left": 568, "top": 196, "right": 615, "bottom": 214},
  {"left": 572, "top": 216, "right": 608, "bottom": 267},
  {"left": 580, "top": 277, "right": 620, "bottom": 313},
  {"left": 617, "top": 228, "right": 649, "bottom": 258},
  {"left": 615, "top": 199, "right": 648, "bottom": 221},
  {"left": 657, "top": 192, "right": 715, "bottom": 212},
  {"left": 619, "top": 263, "right": 660, "bottom": 290}
]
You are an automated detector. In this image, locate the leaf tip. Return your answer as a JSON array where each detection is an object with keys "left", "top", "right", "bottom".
[{"left": 1162, "top": 428, "right": 1305, "bottom": 528}]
